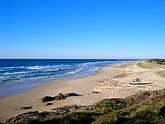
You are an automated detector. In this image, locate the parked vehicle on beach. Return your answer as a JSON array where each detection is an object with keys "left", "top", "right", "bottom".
[{"left": 129, "top": 78, "right": 141, "bottom": 85}]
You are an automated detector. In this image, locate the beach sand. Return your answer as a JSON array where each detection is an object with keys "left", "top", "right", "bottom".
[{"left": 0, "top": 61, "right": 165, "bottom": 122}]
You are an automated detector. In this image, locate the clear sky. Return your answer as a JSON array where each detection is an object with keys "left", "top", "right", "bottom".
[{"left": 0, "top": 0, "right": 165, "bottom": 59}]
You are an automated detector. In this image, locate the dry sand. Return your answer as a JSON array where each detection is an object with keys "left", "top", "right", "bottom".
[{"left": 0, "top": 61, "right": 165, "bottom": 122}]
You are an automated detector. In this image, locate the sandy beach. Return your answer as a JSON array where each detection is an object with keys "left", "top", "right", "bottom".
[{"left": 0, "top": 61, "right": 165, "bottom": 122}]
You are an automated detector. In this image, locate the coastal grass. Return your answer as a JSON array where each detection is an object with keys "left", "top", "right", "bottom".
[
  {"left": 147, "top": 59, "right": 165, "bottom": 65},
  {"left": 137, "top": 59, "right": 165, "bottom": 69},
  {"left": 137, "top": 61, "right": 153, "bottom": 69},
  {"left": 92, "top": 90, "right": 165, "bottom": 124},
  {"left": 157, "top": 71, "right": 165, "bottom": 78}
]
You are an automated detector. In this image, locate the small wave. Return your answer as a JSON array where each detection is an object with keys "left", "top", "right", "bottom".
[
  {"left": 3, "top": 71, "right": 33, "bottom": 76},
  {"left": 29, "top": 76, "right": 48, "bottom": 80},
  {"left": 0, "top": 66, "right": 25, "bottom": 69},
  {"left": 66, "top": 68, "right": 84, "bottom": 75},
  {"left": 0, "top": 64, "right": 70, "bottom": 70},
  {"left": 42, "top": 68, "right": 60, "bottom": 72},
  {"left": 77, "top": 61, "right": 111, "bottom": 66},
  {"left": 0, "top": 76, "right": 5, "bottom": 79},
  {"left": 27, "top": 65, "right": 51, "bottom": 70},
  {"left": 26, "top": 64, "right": 70, "bottom": 70},
  {"left": 0, "top": 69, "right": 4, "bottom": 72}
]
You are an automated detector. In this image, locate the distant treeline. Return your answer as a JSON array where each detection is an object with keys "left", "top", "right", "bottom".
[{"left": 147, "top": 59, "right": 165, "bottom": 65}]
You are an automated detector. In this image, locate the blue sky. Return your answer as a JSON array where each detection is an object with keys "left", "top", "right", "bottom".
[{"left": 0, "top": 0, "right": 165, "bottom": 59}]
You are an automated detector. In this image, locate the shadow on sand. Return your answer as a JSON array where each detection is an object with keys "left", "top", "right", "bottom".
[{"left": 131, "top": 82, "right": 153, "bottom": 85}]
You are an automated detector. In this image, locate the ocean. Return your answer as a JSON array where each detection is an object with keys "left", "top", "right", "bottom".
[{"left": 0, "top": 59, "right": 135, "bottom": 96}]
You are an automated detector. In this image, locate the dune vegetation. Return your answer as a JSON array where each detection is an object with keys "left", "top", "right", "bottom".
[
  {"left": 147, "top": 59, "right": 165, "bottom": 65},
  {"left": 137, "top": 59, "right": 165, "bottom": 69},
  {"left": 5, "top": 88, "right": 165, "bottom": 124}
]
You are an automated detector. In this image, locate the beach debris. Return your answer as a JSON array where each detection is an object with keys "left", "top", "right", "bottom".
[
  {"left": 17, "top": 106, "right": 33, "bottom": 110},
  {"left": 42, "top": 92, "right": 82, "bottom": 102},
  {"left": 92, "top": 91, "right": 99, "bottom": 93},
  {"left": 129, "top": 78, "right": 141, "bottom": 85},
  {"left": 42, "top": 96, "right": 55, "bottom": 102},
  {"left": 54, "top": 93, "right": 66, "bottom": 100},
  {"left": 45, "top": 103, "right": 53, "bottom": 106},
  {"left": 64, "top": 92, "right": 82, "bottom": 97}
]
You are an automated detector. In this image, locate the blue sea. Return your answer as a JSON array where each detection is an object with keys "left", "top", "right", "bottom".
[{"left": 0, "top": 59, "right": 136, "bottom": 96}]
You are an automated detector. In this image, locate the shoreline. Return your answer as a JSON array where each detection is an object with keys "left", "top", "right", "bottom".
[
  {"left": 0, "top": 60, "right": 127, "bottom": 97},
  {"left": 1, "top": 61, "right": 165, "bottom": 122},
  {"left": 0, "top": 61, "right": 123, "bottom": 99},
  {"left": 0, "top": 61, "right": 128, "bottom": 98}
]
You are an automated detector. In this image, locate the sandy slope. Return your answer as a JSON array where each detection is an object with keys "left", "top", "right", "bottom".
[{"left": 0, "top": 61, "right": 165, "bottom": 122}]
